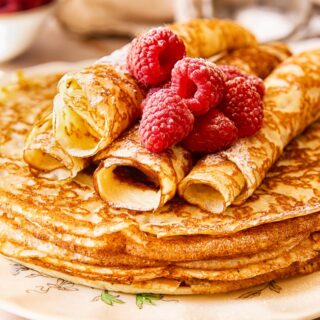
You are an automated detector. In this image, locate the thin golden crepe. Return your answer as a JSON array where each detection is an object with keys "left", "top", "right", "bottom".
[
  {"left": 214, "top": 42, "right": 292, "bottom": 78},
  {"left": 0, "top": 218, "right": 318, "bottom": 281},
  {"left": 53, "top": 18, "right": 257, "bottom": 158},
  {"left": 94, "top": 125, "right": 192, "bottom": 211},
  {"left": 1, "top": 211, "right": 320, "bottom": 294},
  {"left": 1, "top": 187, "right": 320, "bottom": 286},
  {"left": 93, "top": 43, "right": 291, "bottom": 212},
  {"left": 4, "top": 256, "right": 320, "bottom": 295},
  {"left": 24, "top": 112, "right": 89, "bottom": 180},
  {"left": 0, "top": 72, "right": 61, "bottom": 159},
  {"left": 2, "top": 62, "right": 320, "bottom": 294},
  {"left": 53, "top": 63, "right": 144, "bottom": 158},
  {"left": 24, "top": 46, "right": 133, "bottom": 179},
  {"left": 169, "top": 18, "right": 257, "bottom": 58},
  {"left": 179, "top": 49, "right": 320, "bottom": 213},
  {"left": 0, "top": 215, "right": 308, "bottom": 278}
]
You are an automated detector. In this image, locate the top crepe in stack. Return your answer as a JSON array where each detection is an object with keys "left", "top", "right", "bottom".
[{"left": 1, "top": 19, "right": 320, "bottom": 295}]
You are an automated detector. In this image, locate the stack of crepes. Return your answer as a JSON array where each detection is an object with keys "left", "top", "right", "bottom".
[{"left": 1, "top": 19, "right": 320, "bottom": 295}]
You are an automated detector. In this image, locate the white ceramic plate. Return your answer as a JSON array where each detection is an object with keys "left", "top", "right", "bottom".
[
  {"left": 1, "top": 255, "right": 320, "bottom": 320},
  {"left": 1, "top": 52, "right": 320, "bottom": 320}
]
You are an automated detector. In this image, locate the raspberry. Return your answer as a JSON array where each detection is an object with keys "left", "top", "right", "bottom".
[
  {"left": 139, "top": 89, "right": 194, "bottom": 153},
  {"left": 220, "top": 65, "right": 265, "bottom": 98},
  {"left": 141, "top": 82, "right": 171, "bottom": 114},
  {"left": 219, "top": 65, "right": 244, "bottom": 81},
  {"left": 127, "top": 27, "right": 185, "bottom": 87},
  {"left": 182, "top": 109, "right": 238, "bottom": 153},
  {"left": 219, "top": 77, "right": 263, "bottom": 138},
  {"left": 171, "top": 58, "right": 226, "bottom": 116},
  {"left": 247, "top": 75, "right": 265, "bottom": 98}
]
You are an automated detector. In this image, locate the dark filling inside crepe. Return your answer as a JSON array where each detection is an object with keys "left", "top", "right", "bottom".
[{"left": 113, "top": 166, "right": 159, "bottom": 191}]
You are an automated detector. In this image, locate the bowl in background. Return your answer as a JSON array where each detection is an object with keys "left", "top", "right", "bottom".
[{"left": 0, "top": 2, "right": 55, "bottom": 63}]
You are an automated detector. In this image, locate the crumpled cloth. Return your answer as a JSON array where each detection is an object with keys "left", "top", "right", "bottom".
[{"left": 56, "top": 0, "right": 174, "bottom": 36}]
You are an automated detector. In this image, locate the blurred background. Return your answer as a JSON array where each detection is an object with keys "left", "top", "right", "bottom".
[{"left": 0, "top": 0, "right": 319, "bottom": 72}]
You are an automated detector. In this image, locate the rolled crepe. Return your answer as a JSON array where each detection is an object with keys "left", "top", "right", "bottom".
[
  {"left": 93, "top": 126, "right": 193, "bottom": 211},
  {"left": 179, "top": 50, "right": 320, "bottom": 213},
  {"left": 93, "top": 43, "right": 291, "bottom": 212},
  {"left": 169, "top": 19, "right": 257, "bottom": 58},
  {"left": 53, "top": 63, "right": 144, "bottom": 157},
  {"left": 24, "top": 113, "right": 89, "bottom": 180},
  {"left": 215, "top": 42, "right": 292, "bottom": 78}
]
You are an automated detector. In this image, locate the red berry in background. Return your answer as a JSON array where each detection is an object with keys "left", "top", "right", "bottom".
[
  {"left": 219, "top": 64, "right": 244, "bottom": 81},
  {"left": 0, "top": 0, "right": 21, "bottom": 12},
  {"left": 219, "top": 77, "right": 263, "bottom": 138},
  {"left": 171, "top": 58, "right": 226, "bottom": 116},
  {"left": 0, "top": 0, "right": 52, "bottom": 12},
  {"left": 127, "top": 27, "right": 186, "bottom": 87},
  {"left": 22, "top": 0, "right": 43, "bottom": 10},
  {"left": 139, "top": 89, "right": 194, "bottom": 153},
  {"left": 182, "top": 109, "right": 238, "bottom": 153}
]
